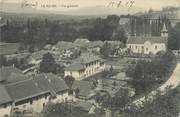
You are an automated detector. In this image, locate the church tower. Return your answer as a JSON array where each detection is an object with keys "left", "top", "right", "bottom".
[{"left": 161, "top": 23, "right": 168, "bottom": 38}]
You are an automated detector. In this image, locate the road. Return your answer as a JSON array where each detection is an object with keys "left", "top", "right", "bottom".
[{"left": 128, "top": 62, "right": 180, "bottom": 109}]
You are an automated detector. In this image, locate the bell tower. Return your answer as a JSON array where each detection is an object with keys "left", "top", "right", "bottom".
[{"left": 161, "top": 23, "right": 168, "bottom": 38}]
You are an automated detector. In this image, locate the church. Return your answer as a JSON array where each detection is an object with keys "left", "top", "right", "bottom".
[{"left": 126, "top": 23, "right": 168, "bottom": 55}]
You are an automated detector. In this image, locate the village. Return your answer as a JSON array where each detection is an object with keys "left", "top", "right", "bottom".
[{"left": 0, "top": 5, "right": 180, "bottom": 117}]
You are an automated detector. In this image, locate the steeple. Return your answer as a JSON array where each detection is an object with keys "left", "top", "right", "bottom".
[{"left": 161, "top": 23, "right": 168, "bottom": 38}]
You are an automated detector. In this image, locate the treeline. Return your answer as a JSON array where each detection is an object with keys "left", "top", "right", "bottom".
[
  {"left": 130, "top": 16, "right": 171, "bottom": 36},
  {"left": 1, "top": 15, "right": 127, "bottom": 49}
]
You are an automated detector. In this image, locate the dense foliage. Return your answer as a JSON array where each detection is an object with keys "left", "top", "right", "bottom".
[
  {"left": 124, "top": 86, "right": 180, "bottom": 117},
  {"left": 126, "top": 51, "right": 177, "bottom": 95},
  {"left": 40, "top": 53, "right": 64, "bottom": 74},
  {"left": 1, "top": 15, "right": 127, "bottom": 50},
  {"left": 168, "top": 22, "right": 180, "bottom": 50},
  {"left": 43, "top": 102, "right": 102, "bottom": 117}
]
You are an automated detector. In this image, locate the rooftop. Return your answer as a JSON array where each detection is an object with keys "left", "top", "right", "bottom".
[
  {"left": 33, "top": 73, "right": 68, "bottom": 95},
  {"left": 55, "top": 41, "right": 75, "bottom": 50},
  {"left": 79, "top": 53, "right": 101, "bottom": 64},
  {"left": 127, "top": 36, "right": 167, "bottom": 44},
  {"left": 64, "top": 63, "right": 85, "bottom": 71},
  {"left": 5, "top": 79, "right": 48, "bottom": 102},
  {"left": 0, "top": 85, "right": 12, "bottom": 105},
  {"left": 65, "top": 53, "right": 101, "bottom": 71},
  {"left": 0, "top": 66, "right": 23, "bottom": 82}
]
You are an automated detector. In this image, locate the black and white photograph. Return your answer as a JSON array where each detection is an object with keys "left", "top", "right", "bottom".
[{"left": 0, "top": 0, "right": 180, "bottom": 117}]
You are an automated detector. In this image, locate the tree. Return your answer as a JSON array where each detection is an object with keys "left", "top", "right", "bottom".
[
  {"left": 64, "top": 75, "right": 75, "bottom": 91},
  {"left": 0, "top": 55, "right": 6, "bottom": 67},
  {"left": 100, "top": 42, "right": 112, "bottom": 58},
  {"left": 126, "top": 51, "right": 176, "bottom": 95},
  {"left": 124, "top": 86, "right": 180, "bottom": 117},
  {"left": 43, "top": 102, "right": 102, "bottom": 117},
  {"left": 168, "top": 22, "right": 180, "bottom": 50},
  {"left": 40, "top": 53, "right": 57, "bottom": 73},
  {"left": 111, "top": 88, "right": 131, "bottom": 109}
]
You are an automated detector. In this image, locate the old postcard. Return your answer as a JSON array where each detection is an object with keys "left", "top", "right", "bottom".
[{"left": 0, "top": 0, "right": 180, "bottom": 117}]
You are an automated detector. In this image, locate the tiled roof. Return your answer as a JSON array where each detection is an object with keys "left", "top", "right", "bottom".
[
  {"left": 0, "top": 85, "right": 12, "bottom": 105},
  {"left": 65, "top": 53, "right": 101, "bottom": 71},
  {"left": 6, "top": 72, "right": 28, "bottom": 83},
  {"left": 0, "top": 66, "right": 23, "bottom": 82},
  {"left": 1, "top": 73, "right": 68, "bottom": 104},
  {"left": 127, "top": 36, "right": 167, "bottom": 44},
  {"left": 64, "top": 63, "right": 85, "bottom": 71},
  {"left": 34, "top": 73, "right": 68, "bottom": 94},
  {"left": 5, "top": 79, "right": 47, "bottom": 102},
  {"left": 80, "top": 53, "right": 101, "bottom": 64},
  {"left": 55, "top": 41, "right": 75, "bottom": 50}
]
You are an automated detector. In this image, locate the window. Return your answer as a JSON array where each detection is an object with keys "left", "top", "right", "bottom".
[
  {"left": 4, "top": 104, "right": 7, "bottom": 108},
  {"left": 155, "top": 45, "right": 157, "bottom": 49},
  {"left": 142, "top": 46, "right": 144, "bottom": 49},
  {"left": 136, "top": 46, "right": 137, "bottom": 49},
  {"left": 30, "top": 100, "right": 33, "bottom": 105},
  {"left": 45, "top": 94, "right": 48, "bottom": 99},
  {"left": 146, "top": 48, "right": 148, "bottom": 51}
]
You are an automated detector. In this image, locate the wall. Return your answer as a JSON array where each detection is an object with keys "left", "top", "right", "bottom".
[
  {"left": 65, "top": 60, "right": 105, "bottom": 80},
  {"left": 13, "top": 95, "right": 50, "bottom": 114},
  {"left": 64, "top": 71, "right": 82, "bottom": 80},
  {"left": 0, "top": 105, "right": 11, "bottom": 117},
  {"left": 127, "top": 42, "right": 166, "bottom": 55},
  {"left": 52, "top": 92, "right": 76, "bottom": 103}
]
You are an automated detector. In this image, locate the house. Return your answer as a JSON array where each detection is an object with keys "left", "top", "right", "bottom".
[
  {"left": 54, "top": 41, "right": 78, "bottom": 58},
  {"left": 0, "top": 78, "right": 51, "bottom": 116},
  {"left": 87, "top": 41, "right": 104, "bottom": 53},
  {"left": 0, "top": 85, "right": 12, "bottom": 117},
  {"left": 126, "top": 23, "right": 168, "bottom": 55},
  {"left": 64, "top": 54, "right": 105, "bottom": 80},
  {"left": 74, "top": 39, "right": 104, "bottom": 53},
  {"left": 33, "top": 73, "right": 70, "bottom": 103},
  {"left": 55, "top": 41, "right": 75, "bottom": 52}
]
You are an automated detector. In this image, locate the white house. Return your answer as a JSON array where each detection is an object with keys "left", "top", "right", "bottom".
[
  {"left": 64, "top": 54, "right": 105, "bottom": 80},
  {"left": 126, "top": 23, "right": 168, "bottom": 55}
]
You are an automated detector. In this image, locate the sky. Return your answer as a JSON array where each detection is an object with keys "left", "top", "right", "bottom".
[{"left": 0, "top": 0, "right": 180, "bottom": 11}]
